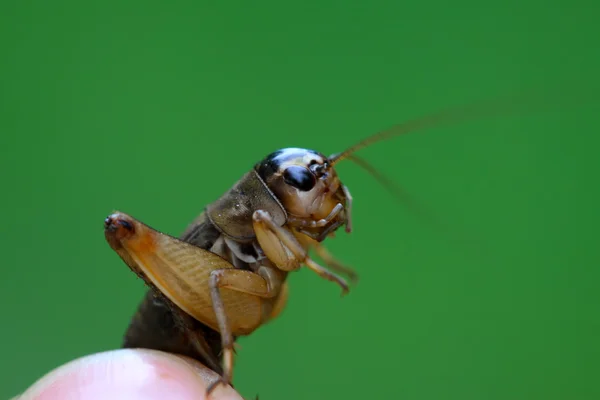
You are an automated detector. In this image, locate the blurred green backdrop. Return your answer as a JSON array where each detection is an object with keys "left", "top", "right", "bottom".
[{"left": 1, "top": 0, "right": 599, "bottom": 399}]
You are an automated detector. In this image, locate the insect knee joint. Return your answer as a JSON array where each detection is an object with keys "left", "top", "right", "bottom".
[
  {"left": 209, "top": 269, "right": 226, "bottom": 287},
  {"left": 252, "top": 209, "right": 271, "bottom": 222}
]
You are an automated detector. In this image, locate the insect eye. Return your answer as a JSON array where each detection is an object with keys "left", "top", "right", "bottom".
[{"left": 283, "top": 166, "right": 316, "bottom": 191}]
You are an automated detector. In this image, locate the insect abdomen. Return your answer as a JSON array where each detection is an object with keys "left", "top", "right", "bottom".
[{"left": 122, "top": 290, "right": 224, "bottom": 372}]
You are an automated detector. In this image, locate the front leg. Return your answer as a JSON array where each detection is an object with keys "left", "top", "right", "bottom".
[
  {"left": 253, "top": 210, "right": 349, "bottom": 295},
  {"left": 313, "top": 241, "right": 359, "bottom": 284}
]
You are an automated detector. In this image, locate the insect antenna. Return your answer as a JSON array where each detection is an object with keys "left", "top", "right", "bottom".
[
  {"left": 343, "top": 154, "right": 422, "bottom": 213},
  {"left": 327, "top": 84, "right": 597, "bottom": 258},
  {"left": 343, "top": 153, "right": 458, "bottom": 236},
  {"left": 328, "top": 86, "right": 593, "bottom": 166}
]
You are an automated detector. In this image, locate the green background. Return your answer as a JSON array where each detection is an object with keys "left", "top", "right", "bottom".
[{"left": 1, "top": 0, "right": 599, "bottom": 399}]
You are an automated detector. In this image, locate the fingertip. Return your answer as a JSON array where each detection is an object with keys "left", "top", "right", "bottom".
[{"left": 18, "top": 349, "right": 242, "bottom": 400}]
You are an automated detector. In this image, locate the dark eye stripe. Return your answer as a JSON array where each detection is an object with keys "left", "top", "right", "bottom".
[{"left": 283, "top": 166, "right": 316, "bottom": 191}]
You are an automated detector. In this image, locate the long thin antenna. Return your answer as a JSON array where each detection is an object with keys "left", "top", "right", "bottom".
[
  {"left": 345, "top": 154, "right": 420, "bottom": 210},
  {"left": 346, "top": 153, "right": 488, "bottom": 259},
  {"left": 344, "top": 154, "right": 448, "bottom": 230},
  {"left": 329, "top": 87, "right": 587, "bottom": 165}
]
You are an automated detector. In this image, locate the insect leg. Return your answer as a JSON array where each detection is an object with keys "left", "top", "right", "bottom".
[
  {"left": 313, "top": 242, "right": 359, "bottom": 283},
  {"left": 342, "top": 184, "right": 353, "bottom": 233},
  {"left": 292, "top": 231, "right": 358, "bottom": 283},
  {"left": 105, "top": 214, "right": 224, "bottom": 372},
  {"left": 206, "top": 266, "right": 283, "bottom": 397},
  {"left": 253, "top": 209, "right": 349, "bottom": 295}
]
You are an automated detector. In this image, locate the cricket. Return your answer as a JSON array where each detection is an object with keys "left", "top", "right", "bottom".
[{"left": 103, "top": 90, "right": 568, "bottom": 397}]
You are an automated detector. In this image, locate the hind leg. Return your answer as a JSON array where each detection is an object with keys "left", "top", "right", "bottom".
[{"left": 206, "top": 266, "right": 283, "bottom": 397}]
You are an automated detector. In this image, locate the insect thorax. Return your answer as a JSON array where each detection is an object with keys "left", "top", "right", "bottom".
[{"left": 180, "top": 211, "right": 273, "bottom": 273}]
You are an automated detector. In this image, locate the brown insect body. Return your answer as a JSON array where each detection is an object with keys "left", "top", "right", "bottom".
[{"left": 105, "top": 147, "right": 355, "bottom": 393}]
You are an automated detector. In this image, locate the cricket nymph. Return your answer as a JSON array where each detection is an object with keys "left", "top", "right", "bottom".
[{"left": 107, "top": 147, "right": 357, "bottom": 395}]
